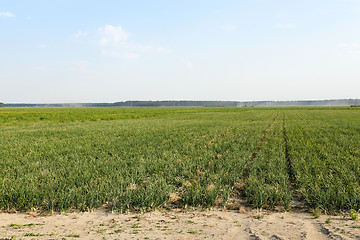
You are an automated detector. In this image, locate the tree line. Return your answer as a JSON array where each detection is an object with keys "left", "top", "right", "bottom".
[{"left": 2, "top": 99, "right": 360, "bottom": 108}]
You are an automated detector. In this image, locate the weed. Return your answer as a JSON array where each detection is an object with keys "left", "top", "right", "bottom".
[
  {"left": 188, "top": 229, "right": 197, "bottom": 234},
  {"left": 24, "top": 233, "right": 44, "bottom": 236},
  {"left": 350, "top": 210, "right": 359, "bottom": 220},
  {"left": 131, "top": 224, "right": 140, "bottom": 228},
  {"left": 312, "top": 208, "right": 322, "bottom": 218},
  {"left": 67, "top": 234, "right": 80, "bottom": 237}
]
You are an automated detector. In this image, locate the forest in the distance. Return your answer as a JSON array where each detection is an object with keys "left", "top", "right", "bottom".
[{"left": 2, "top": 99, "right": 360, "bottom": 108}]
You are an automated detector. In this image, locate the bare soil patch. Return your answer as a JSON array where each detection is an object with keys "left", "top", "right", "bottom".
[{"left": 1, "top": 208, "right": 360, "bottom": 240}]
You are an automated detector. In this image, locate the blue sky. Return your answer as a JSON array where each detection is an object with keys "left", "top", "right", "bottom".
[{"left": 1, "top": 0, "right": 360, "bottom": 103}]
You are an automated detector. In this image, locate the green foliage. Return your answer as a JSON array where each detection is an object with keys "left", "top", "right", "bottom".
[
  {"left": 312, "top": 207, "right": 322, "bottom": 218},
  {"left": 1, "top": 107, "right": 360, "bottom": 212},
  {"left": 0, "top": 107, "right": 271, "bottom": 212},
  {"left": 245, "top": 118, "right": 292, "bottom": 211},
  {"left": 285, "top": 109, "right": 360, "bottom": 212},
  {"left": 350, "top": 210, "right": 359, "bottom": 220}
]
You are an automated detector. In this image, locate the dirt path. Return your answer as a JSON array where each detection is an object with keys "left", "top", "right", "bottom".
[{"left": 1, "top": 209, "right": 359, "bottom": 240}]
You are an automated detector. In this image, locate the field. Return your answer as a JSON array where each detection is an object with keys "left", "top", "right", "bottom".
[{"left": 1, "top": 107, "right": 360, "bottom": 214}]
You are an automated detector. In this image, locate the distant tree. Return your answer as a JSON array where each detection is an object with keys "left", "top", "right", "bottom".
[{"left": 0, "top": 102, "right": 4, "bottom": 107}]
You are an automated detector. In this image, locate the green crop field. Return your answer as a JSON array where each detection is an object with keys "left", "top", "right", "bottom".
[{"left": 1, "top": 107, "right": 360, "bottom": 213}]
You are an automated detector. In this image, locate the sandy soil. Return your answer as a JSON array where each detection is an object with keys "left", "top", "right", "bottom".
[{"left": 1, "top": 208, "right": 360, "bottom": 240}]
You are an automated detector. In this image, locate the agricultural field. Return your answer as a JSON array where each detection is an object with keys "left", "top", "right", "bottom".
[{"left": 0, "top": 107, "right": 360, "bottom": 214}]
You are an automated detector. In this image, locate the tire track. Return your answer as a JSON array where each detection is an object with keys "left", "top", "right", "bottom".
[
  {"left": 282, "top": 114, "right": 295, "bottom": 186},
  {"left": 243, "top": 112, "right": 279, "bottom": 177},
  {"left": 226, "top": 112, "right": 279, "bottom": 209},
  {"left": 283, "top": 114, "right": 309, "bottom": 211}
]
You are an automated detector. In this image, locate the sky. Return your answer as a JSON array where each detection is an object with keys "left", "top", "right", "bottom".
[{"left": 1, "top": 0, "right": 360, "bottom": 103}]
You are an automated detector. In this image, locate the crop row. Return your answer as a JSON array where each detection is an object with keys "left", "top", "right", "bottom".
[
  {"left": 227, "top": 107, "right": 360, "bottom": 212},
  {"left": 0, "top": 108, "right": 277, "bottom": 212},
  {"left": 244, "top": 115, "right": 292, "bottom": 210},
  {"left": 284, "top": 109, "right": 360, "bottom": 212},
  {"left": 1, "top": 107, "right": 360, "bottom": 212}
]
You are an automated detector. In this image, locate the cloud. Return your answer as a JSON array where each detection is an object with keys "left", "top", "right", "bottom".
[
  {"left": 338, "top": 42, "right": 348, "bottom": 48},
  {"left": 73, "top": 31, "right": 88, "bottom": 39},
  {"left": 73, "top": 61, "right": 95, "bottom": 74},
  {"left": 221, "top": 24, "right": 236, "bottom": 32},
  {"left": 123, "top": 52, "right": 139, "bottom": 59},
  {"left": 338, "top": 42, "right": 359, "bottom": 56},
  {"left": 123, "top": 42, "right": 172, "bottom": 53},
  {"left": 275, "top": 23, "right": 295, "bottom": 29},
  {"left": 98, "top": 25, "right": 129, "bottom": 46},
  {"left": 37, "top": 44, "right": 47, "bottom": 49},
  {"left": 0, "top": 12, "right": 15, "bottom": 17},
  {"left": 182, "top": 60, "right": 193, "bottom": 69},
  {"left": 73, "top": 24, "right": 170, "bottom": 59},
  {"left": 338, "top": 42, "right": 358, "bottom": 48},
  {"left": 34, "top": 65, "right": 46, "bottom": 71},
  {"left": 101, "top": 50, "right": 139, "bottom": 59},
  {"left": 337, "top": 42, "right": 360, "bottom": 57}
]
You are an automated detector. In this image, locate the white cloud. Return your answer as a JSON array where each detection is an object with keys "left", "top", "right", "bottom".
[
  {"left": 338, "top": 42, "right": 359, "bottom": 56},
  {"left": 338, "top": 42, "right": 348, "bottom": 48},
  {"left": 123, "top": 53, "right": 139, "bottom": 59},
  {"left": 338, "top": 42, "right": 358, "bottom": 48},
  {"left": 0, "top": 12, "right": 15, "bottom": 17},
  {"left": 101, "top": 50, "right": 139, "bottom": 59},
  {"left": 182, "top": 60, "right": 193, "bottom": 69},
  {"left": 73, "top": 61, "right": 95, "bottom": 74},
  {"left": 123, "top": 42, "right": 172, "bottom": 53},
  {"left": 275, "top": 23, "right": 295, "bottom": 29},
  {"left": 221, "top": 24, "right": 236, "bottom": 32},
  {"left": 98, "top": 25, "right": 129, "bottom": 46},
  {"left": 73, "top": 31, "right": 88, "bottom": 39},
  {"left": 34, "top": 65, "right": 46, "bottom": 71},
  {"left": 123, "top": 52, "right": 139, "bottom": 59},
  {"left": 73, "top": 24, "right": 170, "bottom": 59},
  {"left": 37, "top": 44, "right": 47, "bottom": 49}
]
